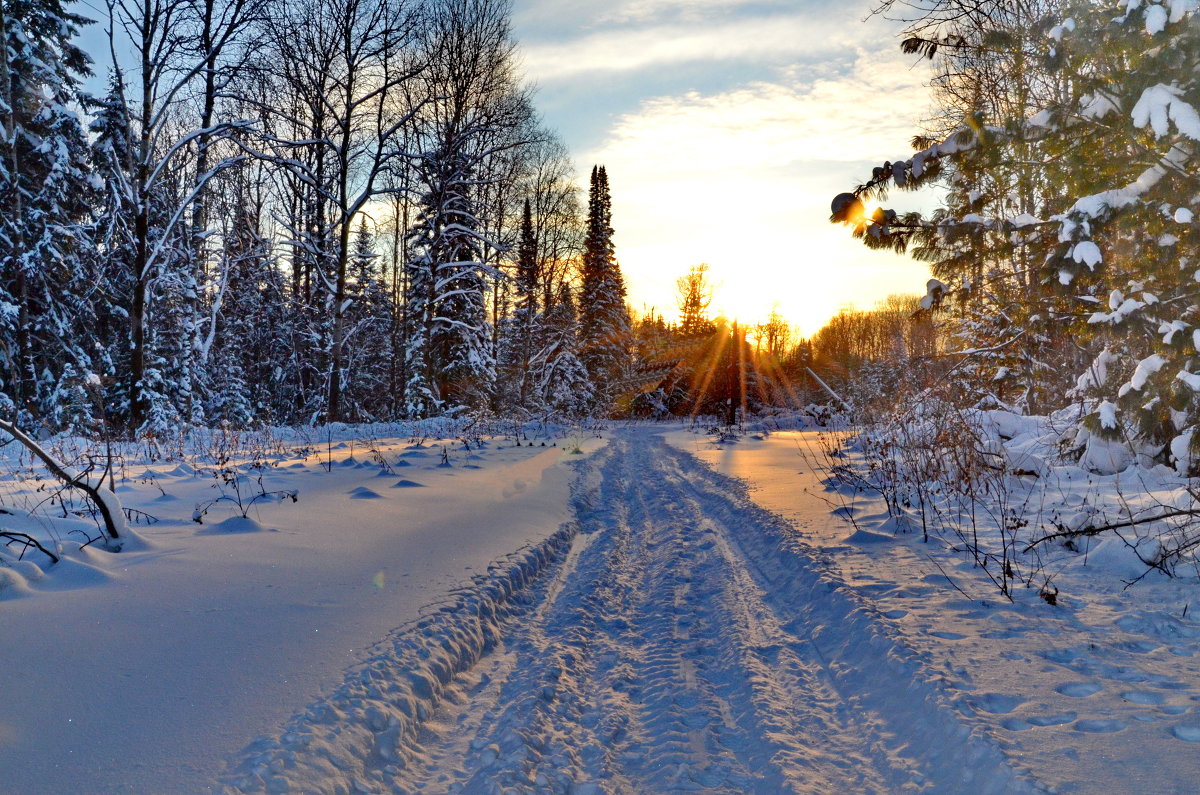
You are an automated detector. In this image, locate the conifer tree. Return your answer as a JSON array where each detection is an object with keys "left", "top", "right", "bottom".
[
  {"left": 834, "top": 0, "right": 1200, "bottom": 470},
  {"left": 502, "top": 198, "right": 539, "bottom": 408},
  {"left": 676, "top": 263, "right": 716, "bottom": 338},
  {"left": 535, "top": 283, "right": 592, "bottom": 417},
  {"left": 0, "top": 0, "right": 96, "bottom": 425},
  {"left": 204, "top": 196, "right": 284, "bottom": 427},
  {"left": 342, "top": 219, "right": 392, "bottom": 420},
  {"left": 87, "top": 72, "right": 139, "bottom": 421},
  {"left": 578, "top": 165, "right": 632, "bottom": 408}
]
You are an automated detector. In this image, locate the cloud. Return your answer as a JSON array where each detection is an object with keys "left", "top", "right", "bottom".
[
  {"left": 581, "top": 45, "right": 938, "bottom": 334},
  {"left": 515, "top": 0, "right": 791, "bottom": 31},
  {"left": 598, "top": 0, "right": 791, "bottom": 25},
  {"left": 520, "top": 10, "right": 862, "bottom": 82}
]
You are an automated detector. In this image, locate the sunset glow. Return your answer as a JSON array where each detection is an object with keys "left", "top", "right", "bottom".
[{"left": 515, "top": 0, "right": 938, "bottom": 336}]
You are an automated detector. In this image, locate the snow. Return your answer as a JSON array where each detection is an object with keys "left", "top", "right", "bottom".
[
  {"left": 1170, "top": 0, "right": 1198, "bottom": 21},
  {"left": 12, "top": 419, "right": 1200, "bottom": 792},
  {"left": 1099, "top": 399, "right": 1119, "bottom": 429},
  {"left": 1171, "top": 429, "right": 1194, "bottom": 475},
  {"left": 1132, "top": 84, "right": 1200, "bottom": 140},
  {"left": 1131, "top": 353, "right": 1168, "bottom": 389},
  {"left": 0, "top": 423, "right": 599, "bottom": 793},
  {"left": 1049, "top": 17, "right": 1076, "bottom": 40},
  {"left": 669, "top": 421, "right": 1200, "bottom": 792},
  {"left": 1072, "top": 240, "right": 1103, "bottom": 268},
  {"left": 1146, "top": 2, "right": 1169, "bottom": 32},
  {"left": 1081, "top": 92, "right": 1118, "bottom": 120}
]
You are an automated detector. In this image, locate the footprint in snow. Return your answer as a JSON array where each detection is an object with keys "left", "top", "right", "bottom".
[
  {"left": 1121, "top": 690, "right": 1165, "bottom": 705},
  {"left": 928, "top": 630, "right": 967, "bottom": 640},
  {"left": 1027, "top": 712, "right": 1077, "bottom": 726},
  {"left": 349, "top": 487, "right": 384, "bottom": 499},
  {"left": 1074, "top": 719, "right": 1126, "bottom": 733},
  {"left": 1056, "top": 682, "right": 1102, "bottom": 698},
  {"left": 969, "top": 693, "right": 1024, "bottom": 714},
  {"left": 1172, "top": 725, "right": 1200, "bottom": 742}
]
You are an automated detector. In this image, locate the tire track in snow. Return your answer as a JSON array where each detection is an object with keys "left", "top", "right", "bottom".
[{"left": 224, "top": 430, "right": 1039, "bottom": 793}]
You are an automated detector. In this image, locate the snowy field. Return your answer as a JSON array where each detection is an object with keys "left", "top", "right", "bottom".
[
  {"left": 0, "top": 422, "right": 598, "bottom": 793},
  {"left": 5, "top": 420, "right": 1200, "bottom": 792},
  {"left": 671, "top": 424, "right": 1200, "bottom": 793}
]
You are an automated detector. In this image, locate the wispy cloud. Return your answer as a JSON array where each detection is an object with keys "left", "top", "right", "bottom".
[
  {"left": 598, "top": 0, "right": 792, "bottom": 25},
  {"left": 520, "top": 11, "right": 860, "bottom": 82},
  {"left": 515, "top": 0, "right": 791, "bottom": 32},
  {"left": 511, "top": 0, "right": 935, "bottom": 332}
]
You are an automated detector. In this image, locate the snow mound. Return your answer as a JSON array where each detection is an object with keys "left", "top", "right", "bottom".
[
  {"left": 846, "top": 528, "right": 894, "bottom": 544},
  {"left": 199, "top": 516, "right": 269, "bottom": 535}
]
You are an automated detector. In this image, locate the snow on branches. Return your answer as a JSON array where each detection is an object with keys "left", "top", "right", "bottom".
[{"left": 833, "top": 0, "right": 1200, "bottom": 465}]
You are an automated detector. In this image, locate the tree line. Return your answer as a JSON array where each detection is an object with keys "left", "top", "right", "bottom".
[{"left": 1, "top": 0, "right": 635, "bottom": 436}]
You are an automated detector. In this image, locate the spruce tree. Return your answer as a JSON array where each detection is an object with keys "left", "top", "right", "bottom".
[
  {"left": 535, "top": 283, "right": 592, "bottom": 417},
  {"left": 343, "top": 219, "right": 391, "bottom": 420},
  {"left": 404, "top": 153, "right": 496, "bottom": 417},
  {"left": 578, "top": 165, "right": 632, "bottom": 409},
  {"left": 87, "top": 72, "right": 138, "bottom": 423},
  {"left": 0, "top": 0, "right": 96, "bottom": 425},
  {"left": 834, "top": 0, "right": 1200, "bottom": 470},
  {"left": 505, "top": 198, "right": 540, "bottom": 408}
]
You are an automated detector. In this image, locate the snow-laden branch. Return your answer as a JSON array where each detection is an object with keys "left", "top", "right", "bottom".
[{"left": 0, "top": 419, "right": 130, "bottom": 547}]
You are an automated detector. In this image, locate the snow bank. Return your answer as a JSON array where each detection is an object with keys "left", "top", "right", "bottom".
[{"left": 221, "top": 521, "right": 580, "bottom": 793}]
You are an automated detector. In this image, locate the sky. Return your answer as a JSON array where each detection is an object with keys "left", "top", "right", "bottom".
[{"left": 511, "top": 0, "right": 938, "bottom": 336}]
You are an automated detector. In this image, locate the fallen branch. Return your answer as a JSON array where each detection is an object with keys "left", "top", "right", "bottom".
[
  {"left": 0, "top": 529, "right": 59, "bottom": 564},
  {"left": 0, "top": 419, "right": 129, "bottom": 546},
  {"left": 806, "top": 367, "right": 854, "bottom": 413},
  {"left": 1023, "top": 507, "right": 1200, "bottom": 554}
]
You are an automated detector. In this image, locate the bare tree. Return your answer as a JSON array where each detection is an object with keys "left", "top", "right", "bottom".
[{"left": 253, "top": 0, "right": 425, "bottom": 422}]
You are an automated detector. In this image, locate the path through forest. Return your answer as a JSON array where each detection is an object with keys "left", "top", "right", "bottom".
[{"left": 226, "top": 430, "right": 1035, "bottom": 793}]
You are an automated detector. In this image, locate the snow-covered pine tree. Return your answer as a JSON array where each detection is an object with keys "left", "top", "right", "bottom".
[
  {"left": 403, "top": 0, "right": 526, "bottom": 417},
  {"left": 0, "top": 0, "right": 97, "bottom": 427},
  {"left": 203, "top": 191, "right": 286, "bottom": 428},
  {"left": 534, "top": 282, "right": 592, "bottom": 417},
  {"left": 340, "top": 218, "right": 392, "bottom": 421},
  {"left": 496, "top": 198, "right": 540, "bottom": 411},
  {"left": 87, "top": 72, "right": 139, "bottom": 423},
  {"left": 578, "top": 164, "right": 632, "bottom": 410},
  {"left": 834, "top": 0, "right": 1200, "bottom": 471},
  {"left": 404, "top": 150, "right": 497, "bottom": 416}
]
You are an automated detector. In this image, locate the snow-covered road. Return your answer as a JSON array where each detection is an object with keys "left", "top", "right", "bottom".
[{"left": 228, "top": 430, "right": 1033, "bottom": 793}]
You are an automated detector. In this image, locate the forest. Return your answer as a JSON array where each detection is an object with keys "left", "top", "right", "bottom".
[{"left": 1, "top": 0, "right": 696, "bottom": 437}]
